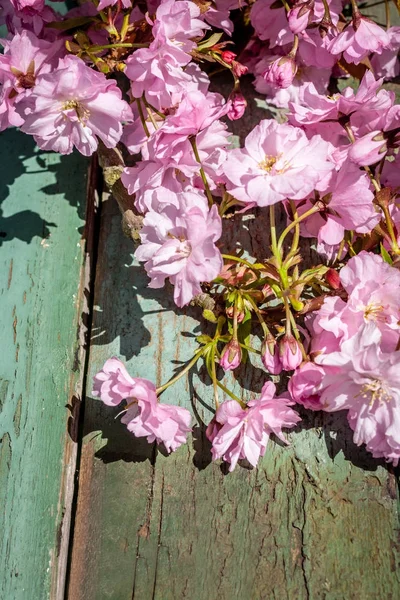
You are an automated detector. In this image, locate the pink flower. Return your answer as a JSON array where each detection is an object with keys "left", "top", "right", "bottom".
[
  {"left": 19, "top": 55, "right": 132, "bottom": 156},
  {"left": 370, "top": 26, "right": 400, "bottom": 79},
  {"left": 93, "top": 358, "right": 191, "bottom": 453},
  {"left": 298, "top": 162, "right": 378, "bottom": 245},
  {"left": 288, "top": 362, "right": 326, "bottom": 410},
  {"left": 203, "top": 0, "right": 240, "bottom": 36},
  {"left": 263, "top": 57, "right": 298, "bottom": 89},
  {"left": 279, "top": 334, "right": 303, "bottom": 371},
  {"left": 207, "top": 382, "right": 300, "bottom": 471},
  {"left": 97, "top": 0, "right": 131, "bottom": 9},
  {"left": 0, "top": 30, "right": 62, "bottom": 131},
  {"left": 261, "top": 335, "right": 282, "bottom": 375},
  {"left": 250, "top": 0, "right": 293, "bottom": 47},
  {"left": 223, "top": 119, "right": 334, "bottom": 207},
  {"left": 125, "top": 0, "right": 209, "bottom": 110},
  {"left": 316, "top": 324, "right": 400, "bottom": 465},
  {"left": 220, "top": 339, "right": 242, "bottom": 371},
  {"left": 328, "top": 17, "right": 390, "bottom": 65},
  {"left": 135, "top": 198, "right": 222, "bottom": 307},
  {"left": 288, "top": 0, "right": 341, "bottom": 34},
  {"left": 5, "top": 0, "right": 58, "bottom": 36}
]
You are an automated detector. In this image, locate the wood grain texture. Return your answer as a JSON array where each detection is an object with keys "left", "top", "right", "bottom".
[
  {"left": 0, "top": 128, "right": 89, "bottom": 599},
  {"left": 68, "top": 161, "right": 400, "bottom": 600}
]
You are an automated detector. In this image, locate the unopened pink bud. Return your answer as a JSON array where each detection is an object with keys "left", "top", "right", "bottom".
[
  {"left": 325, "top": 268, "right": 341, "bottom": 290},
  {"left": 263, "top": 57, "right": 297, "bottom": 89},
  {"left": 288, "top": 4, "right": 311, "bottom": 34},
  {"left": 348, "top": 130, "right": 387, "bottom": 166},
  {"left": 221, "top": 50, "right": 237, "bottom": 64},
  {"left": 279, "top": 335, "right": 303, "bottom": 371},
  {"left": 227, "top": 91, "right": 247, "bottom": 121},
  {"left": 220, "top": 339, "right": 242, "bottom": 371},
  {"left": 261, "top": 335, "right": 282, "bottom": 375}
]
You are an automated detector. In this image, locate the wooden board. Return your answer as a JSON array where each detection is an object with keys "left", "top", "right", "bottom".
[
  {"left": 67, "top": 130, "right": 400, "bottom": 600},
  {"left": 0, "top": 128, "right": 90, "bottom": 600}
]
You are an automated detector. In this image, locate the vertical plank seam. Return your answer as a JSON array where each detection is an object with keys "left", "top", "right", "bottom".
[{"left": 62, "top": 155, "right": 103, "bottom": 600}]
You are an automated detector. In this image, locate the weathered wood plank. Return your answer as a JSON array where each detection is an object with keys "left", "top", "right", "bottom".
[
  {"left": 0, "top": 128, "right": 89, "bottom": 599},
  {"left": 68, "top": 187, "right": 400, "bottom": 599}
]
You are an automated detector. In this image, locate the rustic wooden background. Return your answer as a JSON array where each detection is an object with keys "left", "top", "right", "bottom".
[{"left": 1, "top": 2, "right": 400, "bottom": 599}]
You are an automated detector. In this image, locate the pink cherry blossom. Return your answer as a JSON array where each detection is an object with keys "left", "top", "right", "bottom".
[
  {"left": 298, "top": 163, "right": 378, "bottom": 246},
  {"left": 207, "top": 382, "right": 300, "bottom": 471},
  {"left": 18, "top": 55, "right": 132, "bottom": 156},
  {"left": 0, "top": 29, "right": 62, "bottom": 131},
  {"left": 223, "top": 119, "right": 335, "bottom": 207},
  {"left": 250, "top": 0, "right": 293, "bottom": 47},
  {"left": 370, "top": 26, "right": 400, "bottom": 79},
  {"left": 316, "top": 324, "right": 400, "bottom": 465},
  {"left": 135, "top": 199, "right": 222, "bottom": 307},
  {"left": 328, "top": 17, "right": 390, "bottom": 65},
  {"left": 288, "top": 362, "right": 327, "bottom": 410},
  {"left": 93, "top": 358, "right": 191, "bottom": 453},
  {"left": 97, "top": 0, "right": 131, "bottom": 9},
  {"left": 125, "top": 0, "right": 209, "bottom": 110}
]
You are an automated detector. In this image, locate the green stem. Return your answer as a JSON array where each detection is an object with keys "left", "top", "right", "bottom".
[
  {"left": 284, "top": 297, "right": 292, "bottom": 336},
  {"left": 209, "top": 346, "right": 220, "bottom": 409},
  {"left": 90, "top": 43, "right": 150, "bottom": 50},
  {"left": 381, "top": 204, "right": 400, "bottom": 254},
  {"left": 216, "top": 380, "right": 246, "bottom": 408},
  {"left": 269, "top": 205, "right": 278, "bottom": 259},
  {"left": 156, "top": 349, "right": 204, "bottom": 395},
  {"left": 238, "top": 342, "right": 261, "bottom": 355},
  {"left": 284, "top": 199, "right": 300, "bottom": 263},
  {"left": 277, "top": 205, "right": 320, "bottom": 252},
  {"left": 245, "top": 294, "right": 269, "bottom": 336},
  {"left": 221, "top": 254, "right": 260, "bottom": 271},
  {"left": 189, "top": 137, "right": 214, "bottom": 208}
]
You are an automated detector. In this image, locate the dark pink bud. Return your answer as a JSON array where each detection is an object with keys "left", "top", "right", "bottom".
[
  {"left": 227, "top": 91, "right": 247, "bottom": 121},
  {"left": 279, "top": 335, "right": 303, "bottom": 371},
  {"left": 325, "top": 268, "right": 341, "bottom": 290},
  {"left": 232, "top": 61, "right": 248, "bottom": 77},
  {"left": 220, "top": 339, "right": 242, "bottom": 371},
  {"left": 221, "top": 50, "right": 237, "bottom": 64},
  {"left": 261, "top": 334, "right": 282, "bottom": 375}
]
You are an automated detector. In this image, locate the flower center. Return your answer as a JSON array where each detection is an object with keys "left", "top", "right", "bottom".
[
  {"left": 258, "top": 154, "right": 279, "bottom": 172},
  {"left": 358, "top": 379, "right": 392, "bottom": 406},
  {"left": 62, "top": 100, "right": 90, "bottom": 123},
  {"left": 363, "top": 302, "right": 386, "bottom": 322}
]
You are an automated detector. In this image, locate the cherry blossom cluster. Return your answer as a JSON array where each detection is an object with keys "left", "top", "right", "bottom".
[{"left": 2, "top": 0, "right": 400, "bottom": 472}]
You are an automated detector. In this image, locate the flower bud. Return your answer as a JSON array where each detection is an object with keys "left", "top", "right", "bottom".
[
  {"left": 261, "top": 334, "right": 282, "bottom": 375},
  {"left": 221, "top": 50, "right": 237, "bottom": 64},
  {"left": 279, "top": 335, "right": 303, "bottom": 371},
  {"left": 325, "top": 268, "right": 341, "bottom": 290},
  {"left": 288, "top": 3, "right": 312, "bottom": 34},
  {"left": 348, "top": 130, "right": 387, "bottom": 166},
  {"left": 232, "top": 61, "right": 248, "bottom": 77},
  {"left": 227, "top": 91, "right": 247, "bottom": 121},
  {"left": 220, "top": 339, "right": 242, "bottom": 371},
  {"left": 263, "top": 57, "right": 297, "bottom": 89}
]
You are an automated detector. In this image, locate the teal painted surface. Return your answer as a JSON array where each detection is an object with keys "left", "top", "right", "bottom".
[
  {"left": 0, "top": 128, "right": 87, "bottom": 599},
  {"left": 68, "top": 195, "right": 400, "bottom": 600}
]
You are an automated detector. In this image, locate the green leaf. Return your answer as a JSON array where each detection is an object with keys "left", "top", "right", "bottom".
[
  {"left": 202, "top": 309, "right": 217, "bottom": 323},
  {"left": 380, "top": 243, "right": 393, "bottom": 265},
  {"left": 197, "top": 32, "right": 223, "bottom": 51},
  {"left": 46, "top": 17, "right": 94, "bottom": 31}
]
